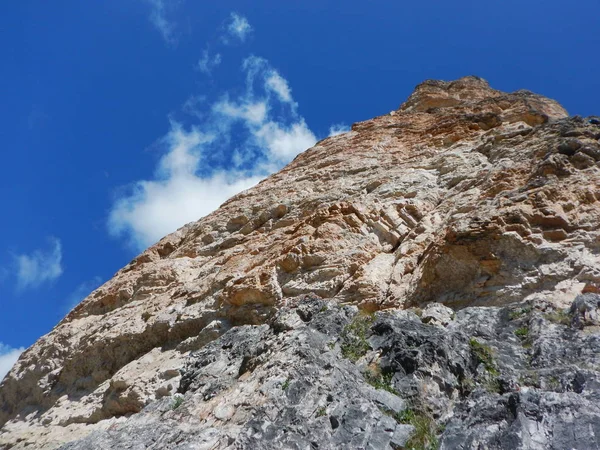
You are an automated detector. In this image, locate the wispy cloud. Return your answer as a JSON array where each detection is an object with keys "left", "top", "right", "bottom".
[
  {"left": 0, "top": 343, "right": 24, "bottom": 380},
  {"left": 265, "top": 71, "right": 293, "bottom": 104},
  {"left": 197, "top": 49, "right": 222, "bottom": 75},
  {"left": 328, "top": 123, "right": 350, "bottom": 137},
  {"left": 15, "top": 238, "right": 63, "bottom": 290},
  {"left": 109, "top": 56, "right": 316, "bottom": 250},
  {"left": 146, "top": 0, "right": 179, "bottom": 45},
  {"left": 224, "top": 12, "right": 253, "bottom": 43}
]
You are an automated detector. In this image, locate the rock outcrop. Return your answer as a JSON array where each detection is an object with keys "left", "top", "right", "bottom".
[{"left": 1, "top": 76, "right": 600, "bottom": 449}]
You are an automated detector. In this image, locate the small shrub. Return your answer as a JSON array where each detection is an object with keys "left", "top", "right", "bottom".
[
  {"left": 364, "top": 369, "right": 398, "bottom": 395},
  {"left": 519, "top": 371, "right": 540, "bottom": 388},
  {"left": 460, "top": 376, "right": 475, "bottom": 394},
  {"left": 340, "top": 313, "right": 375, "bottom": 362},
  {"left": 546, "top": 375, "right": 561, "bottom": 391},
  {"left": 544, "top": 309, "right": 571, "bottom": 326},
  {"left": 469, "top": 338, "right": 499, "bottom": 376},
  {"left": 514, "top": 327, "right": 529, "bottom": 338},
  {"left": 484, "top": 377, "right": 502, "bottom": 394},
  {"left": 395, "top": 408, "right": 416, "bottom": 424},
  {"left": 316, "top": 406, "right": 327, "bottom": 417},
  {"left": 509, "top": 306, "right": 532, "bottom": 320},
  {"left": 514, "top": 326, "right": 531, "bottom": 348},
  {"left": 171, "top": 395, "right": 184, "bottom": 410},
  {"left": 395, "top": 408, "right": 440, "bottom": 450},
  {"left": 282, "top": 377, "right": 291, "bottom": 390}
]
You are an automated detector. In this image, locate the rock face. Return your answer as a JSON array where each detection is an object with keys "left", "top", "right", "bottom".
[{"left": 2, "top": 76, "right": 600, "bottom": 449}]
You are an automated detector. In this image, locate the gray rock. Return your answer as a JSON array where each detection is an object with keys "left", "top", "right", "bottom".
[
  {"left": 420, "top": 302, "right": 455, "bottom": 327},
  {"left": 571, "top": 293, "right": 600, "bottom": 329},
  {"left": 59, "top": 297, "right": 600, "bottom": 449}
]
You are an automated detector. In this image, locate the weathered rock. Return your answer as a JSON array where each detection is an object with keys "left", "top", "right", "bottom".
[
  {"left": 57, "top": 298, "right": 600, "bottom": 450},
  {"left": 58, "top": 302, "right": 415, "bottom": 450},
  {"left": 571, "top": 293, "right": 600, "bottom": 329},
  {"left": 1, "top": 76, "right": 600, "bottom": 449},
  {"left": 420, "top": 302, "right": 455, "bottom": 327}
]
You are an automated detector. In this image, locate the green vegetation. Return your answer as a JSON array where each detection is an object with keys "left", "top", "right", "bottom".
[
  {"left": 171, "top": 395, "right": 184, "bottom": 410},
  {"left": 395, "top": 408, "right": 440, "bottom": 450},
  {"left": 282, "top": 377, "right": 291, "bottom": 390},
  {"left": 395, "top": 408, "right": 416, "bottom": 424},
  {"left": 484, "top": 377, "right": 502, "bottom": 394},
  {"left": 316, "top": 406, "right": 327, "bottom": 417},
  {"left": 340, "top": 312, "right": 375, "bottom": 362},
  {"left": 509, "top": 306, "right": 532, "bottom": 320},
  {"left": 469, "top": 338, "right": 499, "bottom": 376},
  {"left": 514, "top": 326, "right": 531, "bottom": 348},
  {"left": 364, "top": 369, "right": 398, "bottom": 395},
  {"left": 544, "top": 309, "right": 571, "bottom": 326},
  {"left": 514, "top": 327, "right": 529, "bottom": 338},
  {"left": 460, "top": 375, "right": 475, "bottom": 394},
  {"left": 547, "top": 375, "right": 560, "bottom": 391},
  {"left": 519, "top": 370, "right": 540, "bottom": 388}
]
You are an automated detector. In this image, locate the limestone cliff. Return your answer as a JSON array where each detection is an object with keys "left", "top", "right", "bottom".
[{"left": 1, "top": 76, "right": 600, "bottom": 449}]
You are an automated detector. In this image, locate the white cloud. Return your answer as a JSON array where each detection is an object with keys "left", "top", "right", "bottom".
[
  {"left": 0, "top": 343, "right": 24, "bottom": 380},
  {"left": 146, "top": 0, "right": 178, "bottom": 45},
  {"left": 254, "top": 120, "right": 316, "bottom": 162},
  {"left": 328, "top": 123, "right": 351, "bottom": 136},
  {"left": 213, "top": 99, "right": 268, "bottom": 124},
  {"left": 225, "top": 12, "right": 253, "bottom": 42},
  {"left": 182, "top": 95, "right": 207, "bottom": 119},
  {"left": 109, "top": 57, "right": 317, "bottom": 250},
  {"left": 15, "top": 238, "right": 63, "bottom": 290},
  {"left": 157, "top": 123, "right": 211, "bottom": 177},
  {"left": 197, "top": 49, "right": 222, "bottom": 75},
  {"left": 110, "top": 159, "right": 262, "bottom": 249},
  {"left": 265, "top": 71, "right": 293, "bottom": 104}
]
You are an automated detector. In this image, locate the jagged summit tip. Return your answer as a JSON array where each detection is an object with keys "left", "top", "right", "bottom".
[
  {"left": 399, "top": 75, "right": 568, "bottom": 122},
  {"left": 417, "top": 75, "right": 492, "bottom": 91}
]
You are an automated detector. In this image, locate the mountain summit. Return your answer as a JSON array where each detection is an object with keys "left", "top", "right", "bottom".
[{"left": 2, "top": 77, "right": 600, "bottom": 449}]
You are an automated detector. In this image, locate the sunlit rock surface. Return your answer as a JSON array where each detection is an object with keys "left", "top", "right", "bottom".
[{"left": 2, "top": 76, "right": 600, "bottom": 449}]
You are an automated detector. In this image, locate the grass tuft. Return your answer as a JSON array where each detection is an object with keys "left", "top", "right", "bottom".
[
  {"left": 469, "top": 338, "right": 499, "bottom": 376},
  {"left": 340, "top": 312, "right": 375, "bottom": 362},
  {"left": 364, "top": 369, "right": 398, "bottom": 395},
  {"left": 171, "top": 395, "right": 184, "bottom": 410},
  {"left": 509, "top": 306, "right": 531, "bottom": 320},
  {"left": 514, "top": 327, "right": 529, "bottom": 339},
  {"left": 394, "top": 408, "right": 440, "bottom": 450},
  {"left": 544, "top": 309, "right": 571, "bottom": 326}
]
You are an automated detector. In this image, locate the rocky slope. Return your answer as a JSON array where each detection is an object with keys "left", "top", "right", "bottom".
[{"left": 1, "top": 76, "right": 600, "bottom": 449}]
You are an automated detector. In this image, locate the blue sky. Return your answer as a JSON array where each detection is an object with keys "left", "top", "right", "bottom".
[{"left": 0, "top": 1, "right": 598, "bottom": 377}]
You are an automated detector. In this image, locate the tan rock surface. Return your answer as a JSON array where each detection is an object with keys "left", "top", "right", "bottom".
[{"left": 1, "top": 76, "right": 600, "bottom": 448}]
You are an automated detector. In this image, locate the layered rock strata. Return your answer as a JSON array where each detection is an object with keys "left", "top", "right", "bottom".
[{"left": 1, "top": 76, "right": 600, "bottom": 449}]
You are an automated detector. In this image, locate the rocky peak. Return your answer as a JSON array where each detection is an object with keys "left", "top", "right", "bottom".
[
  {"left": 400, "top": 76, "right": 498, "bottom": 111},
  {"left": 1, "top": 77, "right": 600, "bottom": 449},
  {"left": 400, "top": 75, "right": 568, "bottom": 126}
]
